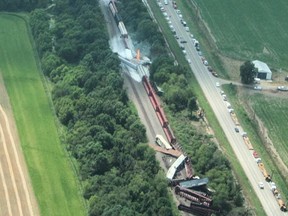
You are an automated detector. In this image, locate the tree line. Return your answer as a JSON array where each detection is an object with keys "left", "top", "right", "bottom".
[
  {"left": 30, "top": 0, "right": 176, "bottom": 215},
  {"left": 0, "top": 0, "right": 48, "bottom": 11}
]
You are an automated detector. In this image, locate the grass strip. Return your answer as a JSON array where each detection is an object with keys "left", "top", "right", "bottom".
[{"left": 0, "top": 13, "right": 86, "bottom": 216}]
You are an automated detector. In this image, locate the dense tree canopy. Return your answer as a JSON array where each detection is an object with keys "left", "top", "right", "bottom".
[
  {"left": 240, "top": 61, "right": 257, "bottom": 84},
  {"left": 0, "top": 0, "right": 48, "bottom": 11},
  {"left": 30, "top": 0, "right": 176, "bottom": 215},
  {"left": 29, "top": 0, "right": 249, "bottom": 214}
]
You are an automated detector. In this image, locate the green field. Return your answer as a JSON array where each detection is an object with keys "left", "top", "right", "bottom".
[
  {"left": 248, "top": 94, "right": 288, "bottom": 167},
  {"left": 192, "top": 0, "right": 288, "bottom": 68},
  {"left": 0, "top": 14, "right": 86, "bottom": 216}
]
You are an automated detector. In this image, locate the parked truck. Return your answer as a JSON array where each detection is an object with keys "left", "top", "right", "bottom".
[
  {"left": 278, "top": 199, "right": 287, "bottom": 212},
  {"left": 258, "top": 162, "right": 272, "bottom": 182}
]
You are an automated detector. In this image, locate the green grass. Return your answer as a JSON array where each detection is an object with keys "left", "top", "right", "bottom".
[
  {"left": 190, "top": 0, "right": 288, "bottom": 69},
  {"left": 222, "top": 84, "right": 288, "bottom": 201},
  {"left": 249, "top": 95, "right": 288, "bottom": 166},
  {"left": 147, "top": 2, "right": 265, "bottom": 215},
  {"left": 0, "top": 14, "right": 86, "bottom": 216}
]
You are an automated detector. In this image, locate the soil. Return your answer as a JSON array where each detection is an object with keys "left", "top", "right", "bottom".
[{"left": 0, "top": 72, "right": 39, "bottom": 216}]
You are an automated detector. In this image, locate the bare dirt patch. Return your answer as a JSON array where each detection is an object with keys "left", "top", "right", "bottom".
[{"left": 0, "top": 72, "right": 39, "bottom": 216}]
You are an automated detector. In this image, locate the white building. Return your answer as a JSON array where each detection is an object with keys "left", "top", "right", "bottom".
[{"left": 252, "top": 60, "right": 272, "bottom": 80}]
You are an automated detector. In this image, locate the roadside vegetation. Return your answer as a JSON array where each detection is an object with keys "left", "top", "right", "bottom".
[
  {"left": 120, "top": 0, "right": 253, "bottom": 215},
  {"left": 0, "top": 14, "right": 86, "bottom": 216},
  {"left": 222, "top": 84, "right": 288, "bottom": 201},
  {"left": 30, "top": 1, "right": 177, "bottom": 215}
]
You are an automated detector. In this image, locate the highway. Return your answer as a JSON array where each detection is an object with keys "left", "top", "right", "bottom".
[{"left": 159, "top": 1, "right": 285, "bottom": 215}]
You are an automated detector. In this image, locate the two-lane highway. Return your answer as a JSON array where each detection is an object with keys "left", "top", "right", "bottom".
[{"left": 161, "top": 2, "right": 285, "bottom": 215}]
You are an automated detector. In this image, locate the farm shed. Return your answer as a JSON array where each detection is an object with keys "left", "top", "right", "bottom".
[{"left": 252, "top": 60, "right": 272, "bottom": 80}]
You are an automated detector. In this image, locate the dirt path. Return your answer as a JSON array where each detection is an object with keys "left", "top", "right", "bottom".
[{"left": 0, "top": 73, "right": 39, "bottom": 216}]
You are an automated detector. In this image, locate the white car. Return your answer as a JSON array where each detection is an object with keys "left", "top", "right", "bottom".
[
  {"left": 254, "top": 86, "right": 262, "bottom": 90},
  {"left": 258, "top": 182, "right": 264, "bottom": 189},
  {"left": 216, "top": 82, "right": 220, "bottom": 87},
  {"left": 187, "top": 59, "right": 191, "bottom": 64}
]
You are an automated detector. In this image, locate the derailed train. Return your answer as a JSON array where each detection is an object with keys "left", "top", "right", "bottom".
[{"left": 108, "top": 1, "right": 128, "bottom": 38}]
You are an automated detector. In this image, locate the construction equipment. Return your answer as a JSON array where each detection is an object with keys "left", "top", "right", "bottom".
[
  {"left": 230, "top": 111, "right": 240, "bottom": 125},
  {"left": 278, "top": 199, "right": 287, "bottom": 212},
  {"left": 241, "top": 132, "right": 254, "bottom": 150},
  {"left": 258, "top": 162, "right": 272, "bottom": 182}
]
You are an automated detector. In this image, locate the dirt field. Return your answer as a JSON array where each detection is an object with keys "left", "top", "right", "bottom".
[{"left": 0, "top": 73, "right": 39, "bottom": 216}]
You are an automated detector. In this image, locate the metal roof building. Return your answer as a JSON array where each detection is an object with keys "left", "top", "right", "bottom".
[{"left": 252, "top": 60, "right": 272, "bottom": 80}]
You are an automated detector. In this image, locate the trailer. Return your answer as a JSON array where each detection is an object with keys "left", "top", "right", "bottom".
[{"left": 156, "top": 134, "right": 172, "bottom": 150}]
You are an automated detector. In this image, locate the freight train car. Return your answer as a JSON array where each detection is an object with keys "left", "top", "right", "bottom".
[
  {"left": 108, "top": 1, "right": 117, "bottom": 16},
  {"left": 108, "top": 1, "right": 128, "bottom": 38},
  {"left": 118, "top": 22, "right": 128, "bottom": 38}
]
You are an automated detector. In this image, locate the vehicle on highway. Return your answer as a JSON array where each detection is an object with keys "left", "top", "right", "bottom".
[
  {"left": 254, "top": 86, "right": 262, "bottom": 90},
  {"left": 187, "top": 59, "right": 191, "bottom": 64},
  {"left": 175, "top": 35, "right": 179, "bottom": 39},
  {"left": 235, "top": 127, "right": 239, "bottom": 133},
  {"left": 180, "top": 40, "right": 187, "bottom": 43},
  {"left": 277, "top": 86, "right": 288, "bottom": 91},
  {"left": 203, "top": 60, "right": 208, "bottom": 66},
  {"left": 182, "top": 50, "right": 187, "bottom": 55},
  {"left": 212, "top": 72, "right": 218, "bottom": 77},
  {"left": 164, "top": 0, "right": 168, "bottom": 5},
  {"left": 176, "top": 9, "right": 181, "bottom": 14},
  {"left": 160, "top": 7, "right": 165, "bottom": 12},
  {"left": 207, "top": 66, "right": 213, "bottom": 72},
  {"left": 196, "top": 46, "right": 200, "bottom": 51},
  {"left": 259, "top": 182, "right": 264, "bottom": 189},
  {"left": 190, "top": 34, "right": 194, "bottom": 38},
  {"left": 216, "top": 82, "right": 220, "bottom": 87}
]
